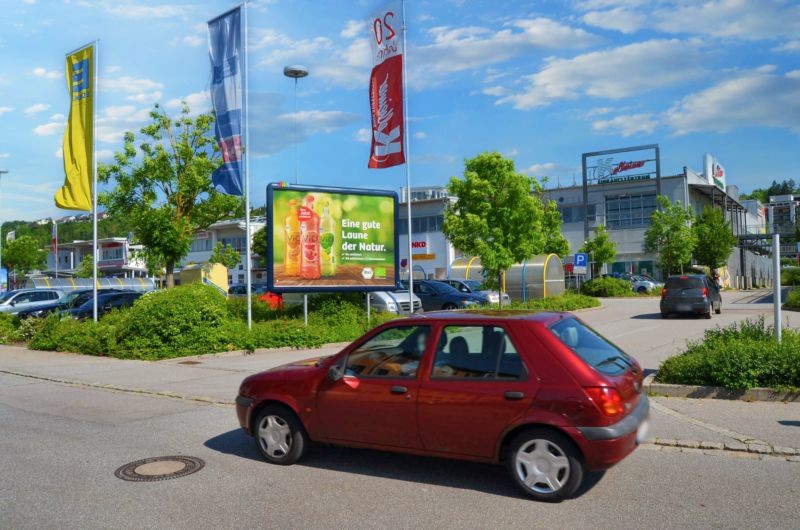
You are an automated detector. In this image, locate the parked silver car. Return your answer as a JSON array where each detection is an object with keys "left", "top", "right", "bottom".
[
  {"left": 368, "top": 290, "right": 422, "bottom": 314},
  {"left": 0, "top": 288, "right": 65, "bottom": 315},
  {"left": 631, "top": 275, "right": 664, "bottom": 294}
]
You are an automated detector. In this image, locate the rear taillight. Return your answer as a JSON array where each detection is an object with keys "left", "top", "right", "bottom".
[
  {"left": 661, "top": 288, "right": 667, "bottom": 299},
  {"left": 701, "top": 287, "right": 708, "bottom": 298},
  {"left": 585, "top": 387, "right": 624, "bottom": 417}
]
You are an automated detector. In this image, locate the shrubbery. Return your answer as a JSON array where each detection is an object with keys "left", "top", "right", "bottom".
[
  {"left": 781, "top": 267, "right": 800, "bottom": 286},
  {"left": 506, "top": 292, "right": 600, "bottom": 312},
  {"left": 0, "top": 314, "right": 19, "bottom": 344},
  {"left": 580, "top": 277, "right": 633, "bottom": 297},
  {"left": 657, "top": 317, "right": 800, "bottom": 390},
  {"left": 785, "top": 288, "right": 800, "bottom": 309}
]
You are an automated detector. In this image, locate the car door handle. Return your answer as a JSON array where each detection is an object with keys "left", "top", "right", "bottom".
[
  {"left": 390, "top": 386, "right": 408, "bottom": 394},
  {"left": 504, "top": 391, "right": 524, "bottom": 401}
]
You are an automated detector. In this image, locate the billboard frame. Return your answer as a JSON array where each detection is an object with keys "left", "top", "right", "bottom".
[{"left": 266, "top": 183, "right": 400, "bottom": 293}]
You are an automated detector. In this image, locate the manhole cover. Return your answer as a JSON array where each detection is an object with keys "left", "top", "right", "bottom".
[{"left": 114, "top": 456, "right": 205, "bottom": 482}]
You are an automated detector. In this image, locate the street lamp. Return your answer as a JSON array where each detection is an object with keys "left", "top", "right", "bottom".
[
  {"left": 0, "top": 169, "right": 7, "bottom": 291},
  {"left": 283, "top": 64, "right": 308, "bottom": 185}
]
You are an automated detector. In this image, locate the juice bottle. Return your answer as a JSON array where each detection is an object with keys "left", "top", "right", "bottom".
[
  {"left": 299, "top": 194, "right": 321, "bottom": 280},
  {"left": 319, "top": 200, "right": 337, "bottom": 277},
  {"left": 283, "top": 199, "right": 301, "bottom": 276}
]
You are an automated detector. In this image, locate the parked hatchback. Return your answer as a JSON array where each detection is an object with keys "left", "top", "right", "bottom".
[
  {"left": 236, "top": 311, "right": 649, "bottom": 501},
  {"left": 437, "top": 279, "right": 511, "bottom": 305},
  {"left": 660, "top": 274, "right": 721, "bottom": 319},
  {"left": 401, "top": 279, "right": 486, "bottom": 311},
  {"left": 69, "top": 291, "right": 142, "bottom": 319},
  {"left": 0, "top": 288, "right": 64, "bottom": 315},
  {"left": 16, "top": 289, "right": 127, "bottom": 319}
]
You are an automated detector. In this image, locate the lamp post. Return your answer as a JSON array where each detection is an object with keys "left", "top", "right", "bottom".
[
  {"left": 283, "top": 65, "right": 308, "bottom": 185},
  {"left": 0, "top": 169, "right": 7, "bottom": 291}
]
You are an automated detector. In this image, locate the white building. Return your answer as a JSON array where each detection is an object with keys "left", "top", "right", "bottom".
[
  {"left": 183, "top": 216, "right": 266, "bottom": 286},
  {"left": 46, "top": 237, "right": 148, "bottom": 277}
]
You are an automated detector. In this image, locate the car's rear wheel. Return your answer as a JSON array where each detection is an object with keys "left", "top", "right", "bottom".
[
  {"left": 661, "top": 312, "right": 669, "bottom": 319},
  {"left": 508, "top": 429, "right": 584, "bottom": 502},
  {"left": 254, "top": 405, "right": 308, "bottom": 465},
  {"left": 443, "top": 302, "right": 458, "bottom": 310},
  {"left": 704, "top": 309, "right": 712, "bottom": 319},
  {"left": 715, "top": 303, "right": 721, "bottom": 315},
  {"left": 637, "top": 286, "right": 647, "bottom": 293}
]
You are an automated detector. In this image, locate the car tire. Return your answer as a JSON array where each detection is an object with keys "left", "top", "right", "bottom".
[
  {"left": 507, "top": 428, "right": 584, "bottom": 502},
  {"left": 704, "top": 310, "right": 712, "bottom": 319},
  {"left": 253, "top": 405, "right": 309, "bottom": 465},
  {"left": 715, "top": 303, "right": 721, "bottom": 315},
  {"left": 661, "top": 312, "right": 669, "bottom": 319},
  {"left": 637, "top": 286, "right": 647, "bottom": 294},
  {"left": 443, "top": 303, "right": 458, "bottom": 310}
]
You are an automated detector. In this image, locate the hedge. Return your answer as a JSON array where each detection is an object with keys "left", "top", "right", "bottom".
[{"left": 580, "top": 277, "right": 633, "bottom": 297}]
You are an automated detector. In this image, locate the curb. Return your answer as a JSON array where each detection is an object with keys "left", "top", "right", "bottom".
[
  {"left": 644, "top": 438, "right": 800, "bottom": 462},
  {"left": 644, "top": 374, "right": 800, "bottom": 403},
  {"left": 156, "top": 341, "right": 352, "bottom": 363}
]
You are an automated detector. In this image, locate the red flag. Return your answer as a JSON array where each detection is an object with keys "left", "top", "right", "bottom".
[{"left": 368, "top": 2, "right": 405, "bottom": 169}]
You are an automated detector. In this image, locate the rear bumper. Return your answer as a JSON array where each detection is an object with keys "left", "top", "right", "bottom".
[
  {"left": 660, "top": 300, "right": 711, "bottom": 314},
  {"left": 571, "top": 395, "right": 650, "bottom": 470}
]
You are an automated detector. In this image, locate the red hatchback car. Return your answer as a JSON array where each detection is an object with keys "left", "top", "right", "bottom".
[{"left": 236, "top": 311, "right": 649, "bottom": 501}]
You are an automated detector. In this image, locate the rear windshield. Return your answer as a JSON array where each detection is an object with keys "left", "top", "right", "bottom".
[
  {"left": 548, "top": 317, "right": 632, "bottom": 375},
  {"left": 665, "top": 276, "right": 705, "bottom": 289}
]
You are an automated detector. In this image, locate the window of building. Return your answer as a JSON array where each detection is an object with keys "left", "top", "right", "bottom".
[
  {"left": 606, "top": 193, "right": 656, "bottom": 229},
  {"left": 398, "top": 215, "right": 445, "bottom": 235},
  {"left": 190, "top": 238, "right": 213, "bottom": 253},
  {"left": 556, "top": 204, "right": 596, "bottom": 224}
]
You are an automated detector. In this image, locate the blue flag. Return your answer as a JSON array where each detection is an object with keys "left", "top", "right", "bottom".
[{"left": 208, "top": 7, "right": 244, "bottom": 196}]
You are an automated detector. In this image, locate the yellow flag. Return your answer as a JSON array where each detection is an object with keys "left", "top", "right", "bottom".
[{"left": 55, "top": 44, "right": 94, "bottom": 211}]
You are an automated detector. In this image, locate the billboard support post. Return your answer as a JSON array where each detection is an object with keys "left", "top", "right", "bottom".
[
  {"left": 303, "top": 294, "right": 308, "bottom": 327},
  {"left": 366, "top": 294, "right": 371, "bottom": 325}
]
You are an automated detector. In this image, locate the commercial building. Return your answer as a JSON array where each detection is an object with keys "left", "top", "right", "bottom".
[
  {"left": 183, "top": 216, "right": 266, "bottom": 286},
  {"left": 46, "top": 237, "right": 148, "bottom": 278}
]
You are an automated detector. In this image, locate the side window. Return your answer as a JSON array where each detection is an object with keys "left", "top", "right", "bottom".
[
  {"left": 431, "top": 325, "right": 525, "bottom": 379},
  {"left": 14, "top": 293, "right": 34, "bottom": 303},
  {"left": 345, "top": 325, "right": 431, "bottom": 378},
  {"left": 417, "top": 283, "right": 430, "bottom": 294},
  {"left": 48, "top": 292, "right": 60, "bottom": 300}
]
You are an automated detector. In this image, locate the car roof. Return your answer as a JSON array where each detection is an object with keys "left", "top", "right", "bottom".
[{"left": 401, "top": 309, "right": 568, "bottom": 325}]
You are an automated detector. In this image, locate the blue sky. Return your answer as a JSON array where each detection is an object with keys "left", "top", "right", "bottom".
[{"left": 0, "top": 0, "right": 799, "bottom": 222}]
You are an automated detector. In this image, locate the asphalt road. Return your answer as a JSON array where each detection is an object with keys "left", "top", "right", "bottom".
[{"left": 1, "top": 288, "right": 799, "bottom": 529}]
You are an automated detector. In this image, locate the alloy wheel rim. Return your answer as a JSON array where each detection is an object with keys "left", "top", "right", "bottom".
[
  {"left": 514, "top": 439, "right": 570, "bottom": 494},
  {"left": 258, "top": 415, "right": 293, "bottom": 458}
]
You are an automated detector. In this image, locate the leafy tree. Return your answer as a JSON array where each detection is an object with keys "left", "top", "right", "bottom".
[
  {"left": 3, "top": 235, "right": 46, "bottom": 278},
  {"left": 99, "top": 104, "right": 242, "bottom": 288},
  {"left": 74, "top": 254, "right": 94, "bottom": 278},
  {"left": 693, "top": 206, "right": 738, "bottom": 271},
  {"left": 208, "top": 241, "right": 241, "bottom": 270},
  {"left": 644, "top": 196, "right": 696, "bottom": 277},
  {"left": 740, "top": 179, "right": 799, "bottom": 203},
  {"left": 252, "top": 226, "right": 267, "bottom": 267},
  {"left": 443, "top": 152, "right": 546, "bottom": 305},
  {"left": 580, "top": 225, "right": 616, "bottom": 277},
  {"left": 541, "top": 197, "right": 570, "bottom": 257}
]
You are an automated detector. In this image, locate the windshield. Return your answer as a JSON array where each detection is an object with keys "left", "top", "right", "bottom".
[
  {"left": 548, "top": 317, "right": 632, "bottom": 375},
  {"left": 463, "top": 280, "right": 485, "bottom": 291},
  {"left": 0, "top": 291, "right": 16, "bottom": 304}
]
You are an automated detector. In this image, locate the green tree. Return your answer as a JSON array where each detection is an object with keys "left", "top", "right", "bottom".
[
  {"left": 693, "top": 206, "right": 738, "bottom": 271},
  {"left": 252, "top": 226, "right": 267, "bottom": 267},
  {"left": 644, "top": 196, "right": 696, "bottom": 277},
  {"left": 541, "top": 197, "right": 570, "bottom": 257},
  {"left": 208, "top": 241, "right": 241, "bottom": 270},
  {"left": 580, "top": 225, "right": 616, "bottom": 277},
  {"left": 443, "top": 152, "right": 546, "bottom": 305},
  {"left": 99, "top": 104, "right": 242, "bottom": 288},
  {"left": 3, "top": 235, "right": 46, "bottom": 278},
  {"left": 74, "top": 254, "right": 94, "bottom": 278}
]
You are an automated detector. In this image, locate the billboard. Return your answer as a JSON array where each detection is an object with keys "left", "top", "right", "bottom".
[{"left": 267, "top": 184, "right": 399, "bottom": 292}]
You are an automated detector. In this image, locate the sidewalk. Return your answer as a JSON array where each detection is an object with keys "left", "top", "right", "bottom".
[{"left": 1, "top": 343, "right": 798, "bottom": 457}]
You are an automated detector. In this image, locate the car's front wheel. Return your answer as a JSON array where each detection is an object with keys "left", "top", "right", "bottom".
[
  {"left": 508, "top": 429, "right": 584, "bottom": 502},
  {"left": 443, "top": 302, "right": 458, "bottom": 310},
  {"left": 254, "top": 405, "right": 308, "bottom": 465}
]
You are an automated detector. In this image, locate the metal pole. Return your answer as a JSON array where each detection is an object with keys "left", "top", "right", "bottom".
[
  {"left": 773, "top": 233, "right": 781, "bottom": 342},
  {"left": 92, "top": 40, "right": 99, "bottom": 322},
  {"left": 401, "top": 0, "right": 413, "bottom": 300},
  {"left": 0, "top": 169, "right": 6, "bottom": 289},
  {"left": 294, "top": 77, "right": 298, "bottom": 184},
  {"left": 54, "top": 221, "right": 58, "bottom": 278},
  {"left": 366, "top": 293, "right": 371, "bottom": 326},
  {"left": 303, "top": 294, "right": 308, "bottom": 326},
  {"left": 244, "top": 1, "right": 252, "bottom": 330}
]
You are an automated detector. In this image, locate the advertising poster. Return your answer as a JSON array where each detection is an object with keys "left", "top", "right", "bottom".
[{"left": 267, "top": 184, "right": 398, "bottom": 292}]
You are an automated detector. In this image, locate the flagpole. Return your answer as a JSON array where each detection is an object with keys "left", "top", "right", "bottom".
[
  {"left": 54, "top": 221, "right": 58, "bottom": 278},
  {"left": 92, "top": 40, "right": 99, "bottom": 322},
  {"left": 243, "top": 1, "right": 252, "bottom": 330},
  {"left": 401, "top": 0, "right": 414, "bottom": 302}
]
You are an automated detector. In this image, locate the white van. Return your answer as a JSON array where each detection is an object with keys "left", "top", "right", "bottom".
[{"left": 368, "top": 290, "right": 422, "bottom": 314}]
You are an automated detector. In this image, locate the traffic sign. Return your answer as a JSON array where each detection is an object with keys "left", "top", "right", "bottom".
[{"left": 573, "top": 253, "right": 588, "bottom": 275}]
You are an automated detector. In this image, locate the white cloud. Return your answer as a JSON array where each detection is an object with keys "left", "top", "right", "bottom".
[
  {"left": 313, "top": 38, "right": 371, "bottom": 88},
  {"left": 183, "top": 35, "right": 204, "bottom": 47},
  {"left": 126, "top": 91, "right": 162, "bottom": 104},
  {"left": 50, "top": 113, "right": 64, "bottom": 120},
  {"left": 482, "top": 85, "right": 510, "bottom": 96},
  {"left": 774, "top": 40, "right": 800, "bottom": 53},
  {"left": 55, "top": 147, "right": 62, "bottom": 159},
  {"left": 102, "top": 76, "right": 164, "bottom": 93},
  {"left": 592, "top": 113, "right": 658, "bottom": 136},
  {"left": 354, "top": 128, "right": 371, "bottom": 143},
  {"left": 0, "top": 153, "right": 10, "bottom": 159},
  {"left": 96, "top": 149, "right": 115, "bottom": 161},
  {"left": 414, "top": 131, "right": 427, "bottom": 139},
  {"left": 0, "top": 106, "right": 15, "bottom": 116},
  {"left": 254, "top": 29, "right": 334, "bottom": 69},
  {"left": 523, "top": 162, "right": 558, "bottom": 175},
  {"left": 34, "top": 121, "right": 64, "bottom": 136},
  {"left": 504, "top": 148, "right": 519, "bottom": 157},
  {"left": 498, "top": 39, "right": 706, "bottom": 109},
  {"left": 582, "top": 8, "right": 646, "bottom": 34},
  {"left": 33, "top": 67, "right": 60, "bottom": 79},
  {"left": 24, "top": 103, "right": 50, "bottom": 114},
  {"left": 664, "top": 67, "right": 800, "bottom": 135},
  {"left": 165, "top": 91, "right": 211, "bottom": 114},
  {"left": 104, "top": 4, "right": 189, "bottom": 19},
  {"left": 24, "top": 0, "right": 36, "bottom": 4},
  {"left": 340, "top": 19, "right": 363, "bottom": 39},
  {"left": 105, "top": 66, "right": 122, "bottom": 74},
  {"left": 96, "top": 105, "right": 152, "bottom": 143}
]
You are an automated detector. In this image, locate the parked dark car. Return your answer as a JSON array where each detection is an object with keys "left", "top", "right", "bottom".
[
  {"left": 400, "top": 279, "right": 486, "bottom": 311},
  {"left": 436, "top": 278, "right": 511, "bottom": 305},
  {"left": 69, "top": 291, "right": 143, "bottom": 319},
  {"left": 16, "top": 289, "right": 127, "bottom": 319},
  {"left": 235, "top": 311, "right": 648, "bottom": 501},
  {"left": 660, "top": 274, "right": 721, "bottom": 319}
]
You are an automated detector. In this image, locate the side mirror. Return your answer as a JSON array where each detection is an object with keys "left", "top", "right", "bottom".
[
  {"left": 328, "top": 364, "right": 344, "bottom": 382},
  {"left": 9, "top": 301, "right": 15, "bottom": 307}
]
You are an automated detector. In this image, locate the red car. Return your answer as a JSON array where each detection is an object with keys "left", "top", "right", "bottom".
[{"left": 235, "top": 311, "right": 649, "bottom": 501}]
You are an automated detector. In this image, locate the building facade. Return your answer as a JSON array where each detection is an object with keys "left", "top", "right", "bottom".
[
  {"left": 46, "top": 237, "right": 148, "bottom": 277},
  {"left": 183, "top": 216, "right": 266, "bottom": 286}
]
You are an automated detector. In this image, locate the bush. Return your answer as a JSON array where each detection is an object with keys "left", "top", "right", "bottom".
[
  {"left": 28, "top": 314, "right": 117, "bottom": 356},
  {"left": 580, "top": 277, "right": 632, "bottom": 297},
  {"left": 15, "top": 317, "right": 46, "bottom": 342},
  {"left": 657, "top": 317, "right": 800, "bottom": 390},
  {"left": 785, "top": 288, "right": 800, "bottom": 309},
  {"left": 506, "top": 292, "right": 600, "bottom": 312},
  {"left": 0, "top": 314, "right": 19, "bottom": 344},
  {"left": 781, "top": 267, "right": 800, "bottom": 286}
]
